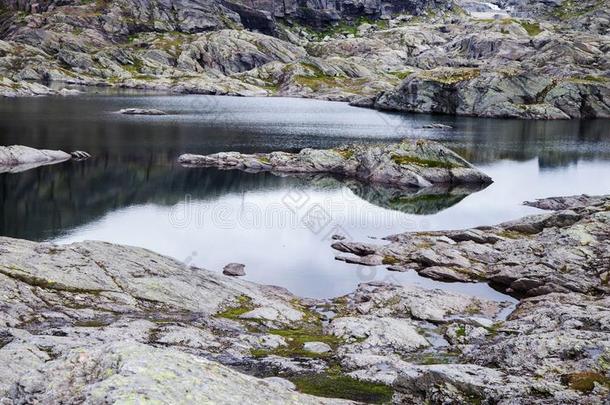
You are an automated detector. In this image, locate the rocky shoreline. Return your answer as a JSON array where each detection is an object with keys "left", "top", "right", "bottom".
[
  {"left": 178, "top": 140, "right": 492, "bottom": 188},
  {"left": 0, "top": 0, "right": 608, "bottom": 119},
  {"left": 0, "top": 194, "right": 608, "bottom": 403}
]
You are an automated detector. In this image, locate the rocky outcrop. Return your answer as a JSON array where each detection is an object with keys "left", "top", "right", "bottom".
[
  {"left": 230, "top": 0, "right": 454, "bottom": 27},
  {"left": 178, "top": 140, "right": 492, "bottom": 188},
  {"left": 1, "top": 0, "right": 608, "bottom": 118},
  {"left": 0, "top": 145, "right": 71, "bottom": 173},
  {"left": 373, "top": 69, "right": 610, "bottom": 119},
  {"left": 332, "top": 194, "right": 610, "bottom": 296}
]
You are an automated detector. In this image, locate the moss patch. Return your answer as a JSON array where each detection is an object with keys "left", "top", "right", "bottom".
[
  {"left": 551, "top": 0, "right": 604, "bottom": 20},
  {"left": 418, "top": 68, "right": 480, "bottom": 85},
  {"left": 334, "top": 148, "right": 354, "bottom": 160},
  {"left": 389, "top": 70, "right": 414, "bottom": 80},
  {"left": 122, "top": 57, "right": 144, "bottom": 74},
  {"left": 215, "top": 295, "right": 255, "bottom": 320},
  {"left": 518, "top": 21, "right": 542, "bottom": 36},
  {"left": 391, "top": 154, "right": 459, "bottom": 169},
  {"left": 74, "top": 319, "right": 113, "bottom": 328},
  {"left": 406, "top": 352, "right": 459, "bottom": 365},
  {"left": 382, "top": 255, "right": 400, "bottom": 265},
  {"left": 251, "top": 327, "right": 343, "bottom": 359},
  {"left": 568, "top": 75, "right": 609, "bottom": 85},
  {"left": 291, "top": 373, "right": 393, "bottom": 403},
  {"left": 563, "top": 371, "right": 610, "bottom": 393}
]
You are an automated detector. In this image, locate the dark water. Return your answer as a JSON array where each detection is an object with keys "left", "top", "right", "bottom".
[{"left": 1, "top": 90, "right": 609, "bottom": 300}]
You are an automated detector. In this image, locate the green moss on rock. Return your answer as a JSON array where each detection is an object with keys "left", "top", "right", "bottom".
[
  {"left": 564, "top": 371, "right": 610, "bottom": 393},
  {"left": 391, "top": 154, "right": 459, "bottom": 169},
  {"left": 215, "top": 295, "right": 255, "bottom": 320},
  {"left": 382, "top": 255, "right": 400, "bottom": 265},
  {"left": 518, "top": 21, "right": 542, "bottom": 36},
  {"left": 418, "top": 68, "right": 480, "bottom": 85},
  {"left": 334, "top": 148, "right": 354, "bottom": 160},
  {"left": 290, "top": 373, "right": 393, "bottom": 403},
  {"left": 251, "top": 327, "right": 343, "bottom": 359}
]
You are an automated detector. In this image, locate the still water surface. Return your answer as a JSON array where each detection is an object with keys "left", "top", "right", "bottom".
[{"left": 1, "top": 90, "right": 609, "bottom": 300}]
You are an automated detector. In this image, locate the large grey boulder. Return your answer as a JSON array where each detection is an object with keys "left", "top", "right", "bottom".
[
  {"left": 178, "top": 140, "right": 492, "bottom": 188},
  {"left": 223, "top": 262, "right": 246, "bottom": 276}
]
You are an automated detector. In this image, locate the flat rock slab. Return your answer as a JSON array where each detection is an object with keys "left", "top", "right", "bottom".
[{"left": 179, "top": 140, "right": 492, "bottom": 188}]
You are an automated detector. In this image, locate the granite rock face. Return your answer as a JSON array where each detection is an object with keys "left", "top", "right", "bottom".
[
  {"left": 1, "top": 0, "right": 608, "bottom": 118},
  {"left": 374, "top": 69, "right": 610, "bottom": 119},
  {"left": 178, "top": 140, "right": 492, "bottom": 188}
]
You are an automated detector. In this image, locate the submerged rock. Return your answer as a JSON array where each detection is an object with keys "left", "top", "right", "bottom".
[
  {"left": 118, "top": 108, "right": 168, "bottom": 115},
  {"left": 178, "top": 140, "right": 492, "bottom": 188},
  {"left": 70, "top": 150, "right": 91, "bottom": 160}
]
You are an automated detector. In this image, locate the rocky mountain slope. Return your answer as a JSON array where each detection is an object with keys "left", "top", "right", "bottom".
[
  {"left": 0, "top": 194, "right": 609, "bottom": 403},
  {"left": 0, "top": 0, "right": 608, "bottom": 118}
]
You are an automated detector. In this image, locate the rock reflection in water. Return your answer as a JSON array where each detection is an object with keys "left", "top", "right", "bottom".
[
  {"left": 292, "top": 174, "right": 489, "bottom": 215},
  {"left": 0, "top": 158, "right": 482, "bottom": 241}
]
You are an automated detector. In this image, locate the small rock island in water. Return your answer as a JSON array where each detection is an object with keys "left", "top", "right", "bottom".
[
  {"left": 179, "top": 140, "right": 492, "bottom": 187},
  {"left": 0, "top": 0, "right": 609, "bottom": 403}
]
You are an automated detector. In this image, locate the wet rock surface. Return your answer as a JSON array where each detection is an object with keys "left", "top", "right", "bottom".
[
  {"left": 178, "top": 140, "right": 492, "bottom": 188},
  {"left": 0, "top": 196, "right": 608, "bottom": 403}
]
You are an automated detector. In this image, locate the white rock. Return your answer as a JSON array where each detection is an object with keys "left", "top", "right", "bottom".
[
  {"left": 264, "top": 377, "right": 297, "bottom": 391},
  {"left": 329, "top": 316, "right": 429, "bottom": 354},
  {"left": 118, "top": 108, "right": 168, "bottom": 115},
  {"left": 240, "top": 307, "right": 280, "bottom": 321},
  {"left": 303, "top": 341, "right": 332, "bottom": 354}
]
